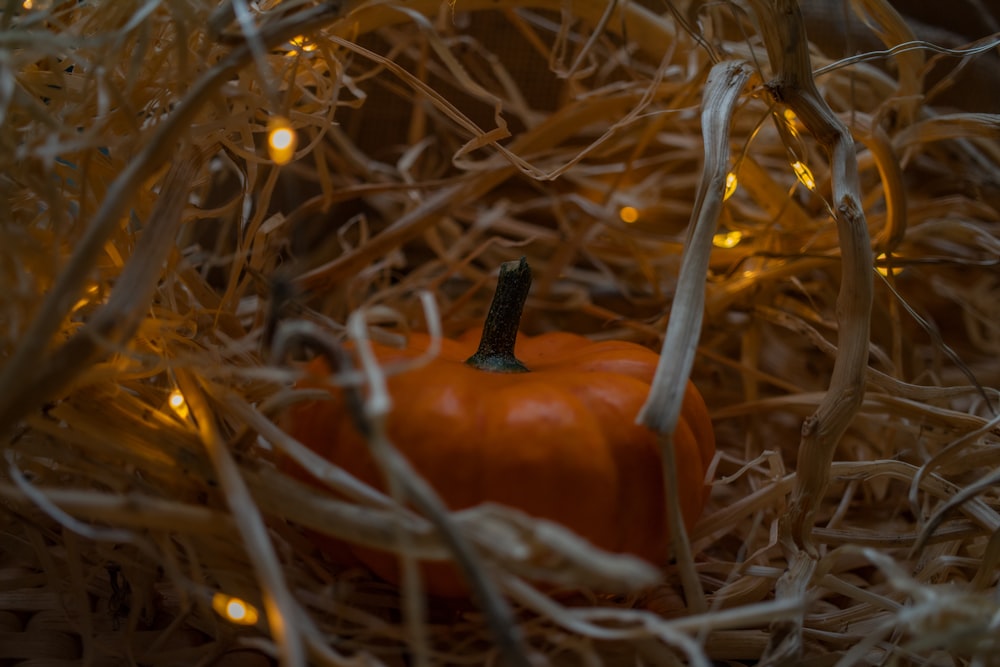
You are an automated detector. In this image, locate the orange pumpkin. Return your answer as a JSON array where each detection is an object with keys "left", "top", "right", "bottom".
[{"left": 285, "top": 259, "right": 714, "bottom": 597}]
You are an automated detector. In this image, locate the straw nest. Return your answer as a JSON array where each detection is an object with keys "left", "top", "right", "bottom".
[{"left": 2, "top": 0, "right": 999, "bottom": 664}]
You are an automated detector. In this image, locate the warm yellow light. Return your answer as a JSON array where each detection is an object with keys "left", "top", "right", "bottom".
[
  {"left": 619, "top": 206, "right": 640, "bottom": 224},
  {"left": 713, "top": 230, "right": 743, "bottom": 249},
  {"left": 168, "top": 389, "right": 190, "bottom": 420},
  {"left": 270, "top": 128, "right": 294, "bottom": 150},
  {"left": 72, "top": 284, "right": 100, "bottom": 312},
  {"left": 724, "top": 172, "right": 738, "bottom": 200},
  {"left": 783, "top": 108, "right": 800, "bottom": 137},
  {"left": 875, "top": 252, "right": 904, "bottom": 276},
  {"left": 212, "top": 593, "right": 259, "bottom": 626},
  {"left": 791, "top": 161, "right": 816, "bottom": 191},
  {"left": 286, "top": 35, "right": 318, "bottom": 55},
  {"left": 267, "top": 118, "right": 297, "bottom": 165}
]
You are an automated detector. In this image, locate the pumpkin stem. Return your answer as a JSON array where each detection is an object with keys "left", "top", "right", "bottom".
[{"left": 466, "top": 257, "right": 531, "bottom": 373}]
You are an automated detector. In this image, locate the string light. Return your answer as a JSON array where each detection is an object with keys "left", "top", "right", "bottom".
[
  {"left": 267, "top": 117, "right": 296, "bottom": 165},
  {"left": 167, "top": 389, "right": 190, "bottom": 420},
  {"left": 286, "top": 35, "right": 318, "bottom": 56},
  {"left": 723, "top": 172, "right": 738, "bottom": 200},
  {"left": 790, "top": 161, "right": 816, "bottom": 191},
  {"left": 619, "top": 206, "right": 639, "bottom": 224},
  {"left": 875, "top": 252, "right": 904, "bottom": 276},
  {"left": 212, "top": 593, "right": 260, "bottom": 626},
  {"left": 713, "top": 230, "right": 743, "bottom": 249},
  {"left": 783, "top": 108, "right": 800, "bottom": 137},
  {"left": 72, "top": 284, "right": 100, "bottom": 312}
]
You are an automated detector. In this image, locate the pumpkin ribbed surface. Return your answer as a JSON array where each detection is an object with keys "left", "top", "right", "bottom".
[{"left": 286, "top": 330, "right": 715, "bottom": 597}]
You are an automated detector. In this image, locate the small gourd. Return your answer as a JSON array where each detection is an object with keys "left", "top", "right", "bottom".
[{"left": 285, "top": 258, "right": 715, "bottom": 597}]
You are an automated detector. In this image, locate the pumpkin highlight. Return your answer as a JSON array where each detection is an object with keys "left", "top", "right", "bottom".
[{"left": 285, "top": 259, "right": 715, "bottom": 597}]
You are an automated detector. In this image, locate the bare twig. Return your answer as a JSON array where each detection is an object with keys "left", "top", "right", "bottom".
[{"left": 638, "top": 60, "right": 754, "bottom": 612}]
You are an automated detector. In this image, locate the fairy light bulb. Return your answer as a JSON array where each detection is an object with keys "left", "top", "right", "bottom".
[
  {"left": 723, "top": 172, "right": 738, "bottom": 200},
  {"left": 168, "top": 389, "right": 190, "bottom": 420},
  {"left": 713, "top": 230, "right": 743, "bottom": 249},
  {"left": 212, "top": 593, "right": 259, "bottom": 626},
  {"left": 267, "top": 118, "right": 296, "bottom": 165},
  {"left": 783, "top": 108, "right": 800, "bottom": 137},
  {"left": 72, "top": 284, "right": 100, "bottom": 312},
  {"left": 875, "top": 252, "right": 904, "bottom": 276},
  {"left": 619, "top": 206, "right": 639, "bottom": 224},
  {"left": 791, "top": 161, "right": 816, "bottom": 191},
  {"left": 287, "top": 35, "right": 317, "bottom": 56}
]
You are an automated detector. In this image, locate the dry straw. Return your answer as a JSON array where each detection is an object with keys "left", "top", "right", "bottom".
[{"left": 1, "top": 0, "right": 999, "bottom": 664}]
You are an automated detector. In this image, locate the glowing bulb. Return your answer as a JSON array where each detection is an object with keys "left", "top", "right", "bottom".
[
  {"left": 791, "top": 161, "right": 816, "bottom": 191},
  {"left": 212, "top": 593, "right": 259, "bottom": 626},
  {"left": 72, "top": 284, "right": 100, "bottom": 312},
  {"left": 723, "top": 172, "right": 738, "bottom": 200},
  {"left": 286, "top": 35, "right": 318, "bottom": 56},
  {"left": 619, "top": 206, "right": 639, "bottom": 224},
  {"left": 875, "top": 252, "right": 904, "bottom": 276},
  {"left": 782, "top": 108, "right": 800, "bottom": 137},
  {"left": 168, "top": 389, "right": 190, "bottom": 420},
  {"left": 267, "top": 118, "right": 296, "bottom": 165},
  {"left": 713, "top": 230, "right": 743, "bottom": 249}
]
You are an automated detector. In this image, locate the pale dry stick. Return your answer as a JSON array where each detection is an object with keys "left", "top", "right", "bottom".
[
  {"left": 0, "top": 484, "right": 236, "bottom": 535},
  {"left": 333, "top": 314, "right": 431, "bottom": 667},
  {"left": 505, "top": 574, "right": 806, "bottom": 664},
  {"left": 830, "top": 459, "right": 1000, "bottom": 534},
  {"left": 0, "top": 2, "right": 344, "bottom": 435},
  {"left": 746, "top": 0, "right": 873, "bottom": 549},
  {"left": 575, "top": 596, "right": 807, "bottom": 639},
  {"left": 833, "top": 546, "right": 1000, "bottom": 666},
  {"left": 176, "top": 370, "right": 306, "bottom": 667},
  {"left": 693, "top": 474, "right": 796, "bottom": 542},
  {"left": 970, "top": 529, "right": 1000, "bottom": 589},
  {"left": 346, "top": 310, "right": 532, "bottom": 667},
  {"left": 243, "top": 465, "right": 447, "bottom": 560},
  {"left": 4, "top": 452, "right": 136, "bottom": 544},
  {"left": 908, "top": 410, "right": 1000, "bottom": 525},
  {"left": 914, "top": 464, "right": 1000, "bottom": 554},
  {"left": 502, "top": 576, "right": 712, "bottom": 667},
  {"left": 457, "top": 503, "right": 660, "bottom": 592},
  {"left": 637, "top": 60, "right": 753, "bottom": 613}
]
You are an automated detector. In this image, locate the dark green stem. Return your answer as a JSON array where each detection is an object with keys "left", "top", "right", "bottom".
[{"left": 465, "top": 257, "right": 531, "bottom": 373}]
